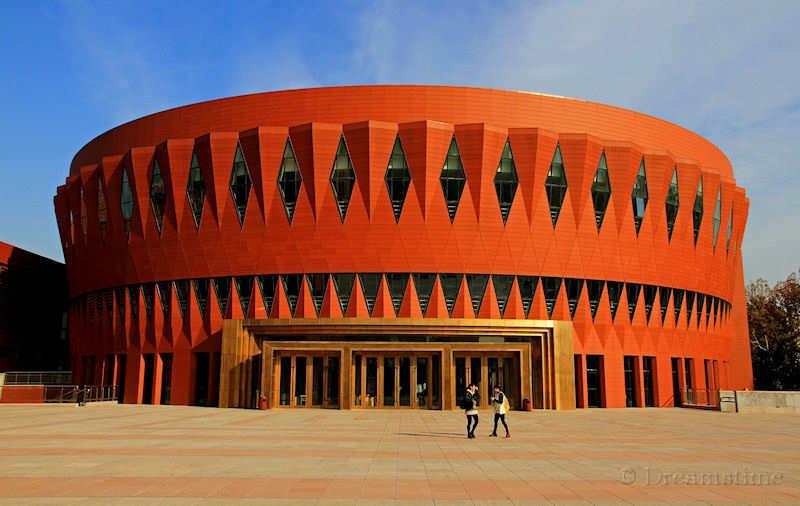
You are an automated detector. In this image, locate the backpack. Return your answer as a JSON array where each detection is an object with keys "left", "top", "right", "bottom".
[{"left": 460, "top": 395, "right": 474, "bottom": 410}]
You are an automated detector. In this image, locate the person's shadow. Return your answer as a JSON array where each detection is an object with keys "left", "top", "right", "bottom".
[{"left": 396, "top": 432, "right": 464, "bottom": 438}]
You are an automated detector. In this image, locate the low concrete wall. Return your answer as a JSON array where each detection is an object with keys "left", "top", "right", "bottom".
[{"left": 721, "top": 390, "right": 800, "bottom": 414}]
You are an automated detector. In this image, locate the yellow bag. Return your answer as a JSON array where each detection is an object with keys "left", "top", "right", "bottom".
[{"left": 502, "top": 396, "right": 510, "bottom": 412}]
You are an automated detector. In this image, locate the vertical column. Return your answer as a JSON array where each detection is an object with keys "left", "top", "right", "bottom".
[
  {"left": 551, "top": 321, "right": 577, "bottom": 410},
  {"left": 394, "top": 356, "right": 400, "bottom": 407},
  {"left": 152, "top": 354, "right": 164, "bottom": 405},
  {"left": 634, "top": 356, "right": 644, "bottom": 408},
  {"left": 574, "top": 354, "right": 586, "bottom": 408},
  {"left": 654, "top": 355, "right": 673, "bottom": 407},
  {"left": 443, "top": 346, "right": 453, "bottom": 410},
  {"left": 480, "top": 355, "right": 489, "bottom": 408},
  {"left": 341, "top": 347, "right": 351, "bottom": 410},
  {"left": 426, "top": 356, "right": 433, "bottom": 409},
  {"left": 124, "top": 352, "right": 144, "bottom": 404},
  {"left": 208, "top": 351, "right": 219, "bottom": 408},
  {"left": 377, "top": 354, "right": 384, "bottom": 407},
  {"left": 305, "top": 356, "right": 312, "bottom": 408},
  {"left": 360, "top": 354, "right": 367, "bottom": 408},
  {"left": 410, "top": 358, "right": 417, "bottom": 408},
  {"left": 289, "top": 355, "right": 296, "bottom": 407},
  {"left": 322, "top": 355, "right": 329, "bottom": 408}
]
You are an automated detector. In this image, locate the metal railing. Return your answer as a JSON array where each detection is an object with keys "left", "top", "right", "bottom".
[
  {"left": 682, "top": 388, "right": 719, "bottom": 408},
  {"left": 2, "top": 371, "right": 72, "bottom": 386},
  {"left": 0, "top": 384, "right": 117, "bottom": 404}
]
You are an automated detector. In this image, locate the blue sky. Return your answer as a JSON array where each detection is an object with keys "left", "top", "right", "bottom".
[{"left": 1, "top": 0, "right": 798, "bottom": 283}]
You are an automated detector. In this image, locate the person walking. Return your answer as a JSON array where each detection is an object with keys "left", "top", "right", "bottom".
[
  {"left": 490, "top": 385, "right": 510, "bottom": 438},
  {"left": 462, "top": 383, "right": 480, "bottom": 439}
]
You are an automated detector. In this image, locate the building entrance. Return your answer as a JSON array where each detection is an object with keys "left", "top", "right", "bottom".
[
  {"left": 353, "top": 352, "right": 442, "bottom": 409},
  {"left": 453, "top": 352, "right": 520, "bottom": 409},
  {"left": 274, "top": 351, "right": 341, "bottom": 408}
]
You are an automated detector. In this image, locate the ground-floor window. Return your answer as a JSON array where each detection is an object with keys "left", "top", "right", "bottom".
[
  {"left": 642, "top": 356, "right": 655, "bottom": 407},
  {"left": 586, "top": 355, "right": 603, "bottom": 408},
  {"left": 623, "top": 355, "right": 638, "bottom": 407}
]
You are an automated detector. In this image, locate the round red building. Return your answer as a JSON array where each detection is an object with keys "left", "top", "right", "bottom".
[{"left": 55, "top": 85, "right": 751, "bottom": 410}]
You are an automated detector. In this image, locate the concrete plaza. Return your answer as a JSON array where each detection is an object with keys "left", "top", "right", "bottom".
[{"left": 0, "top": 404, "right": 797, "bottom": 504}]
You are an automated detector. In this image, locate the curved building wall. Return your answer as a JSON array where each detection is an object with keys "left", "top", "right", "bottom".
[{"left": 54, "top": 85, "right": 752, "bottom": 408}]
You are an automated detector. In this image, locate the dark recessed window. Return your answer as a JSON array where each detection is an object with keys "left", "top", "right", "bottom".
[
  {"left": 412, "top": 273, "right": 436, "bottom": 316},
  {"left": 665, "top": 168, "right": 679, "bottom": 241},
  {"left": 726, "top": 208, "right": 733, "bottom": 256},
  {"left": 712, "top": 188, "right": 722, "bottom": 250},
  {"left": 186, "top": 152, "right": 205, "bottom": 229},
  {"left": 541, "top": 277, "right": 562, "bottom": 317},
  {"left": 608, "top": 281, "right": 625, "bottom": 320},
  {"left": 439, "top": 273, "right": 463, "bottom": 316},
  {"left": 278, "top": 139, "right": 303, "bottom": 223},
  {"left": 229, "top": 144, "right": 252, "bottom": 226},
  {"left": 713, "top": 297, "right": 720, "bottom": 326},
  {"left": 385, "top": 135, "right": 411, "bottom": 223},
  {"left": 696, "top": 293, "right": 705, "bottom": 327},
  {"left": 157, "top": 281, "right": 171, "bottom": 316},
  {"left": 97, "top": 179, "right": 108, "bottom": 241},
  {"left": 626, "top": 283, "right": 641, "bottom": 321},
  {"left": 494, "top": 140, "right": 518, "bottom": 224},
  {"left": 693, "top": 177, "right": 704, "bottom": 245},
  {"left": 545, "top": 145, "right": 568, "bottom": 227},
  {"left": 305, "top": 274, "right": 328, "bottom": 316},
  {"left": 235, "top": 276, "right": 253, "bottom": 315},
  {"left": 659, "top": 286, "right": 672, "bottom": 325},
  {"left": 212, "top": 277, "right": 231, "bottom": 316},
  {"left": 192, "top": 279, "right": 210, "bottom": 317},
  {"left": 386, "top": 273, "right": 409, "bottom": 316},
  {"left": 150, "top": 159, "right": 167, "bottom": 233},
  {"left": 466, "top": 274, "right": 489, "bottom": 316},
  {"left": 80, "top": 186, "right": 88, "bottom": 240},
  {"left": 115, "top": 288, "right": 126, "bottom": 326},
  {"left": 586, "top": 280, "right": 605, "bottom": 321},
  {"left": 565, "top": 278, "right": 584, "bottom": 318},
  {"left": 673, "top": 289, "right": 684, "bottom": 326},
  {"left": 359, "top": 273, "right": 382, "bottom": 316},
  {"left": 332, "top": 273, "right": 355, "bottom": 314},
  {"left": 127, "top": 286, "right": 139, "bottom": 319},
  {"left": 281, "top": 274, "right": 302, "bottom": 316},
  {"left": 631, "top": 159, "right": 648, "bottom": 235},
  {"left": 685, "top": 291, "right": 696, "bottom": 326},
  {"left": 142, "top": 283, "right": 155, "bottom": 318},
  {"left": 330, "top": 135, "right": 356, "bottom": 222},
  {"left": 439, "top": 136, "right": 466, "bottom": 223},
  {"left": 492, "top": 275, "right": 514, "bottom": 316},
  {"left": 591, "top": 152, "right": 611, "bottom": 231},
  {"left": 257, "top": 275, "right": 278, "bottom": 315},
  {"left": 643, "top": 285, "right": 657, "bottom": 323},
  {"left": 120, "top": 166, "right": 134, "bottom": 234},
  {"left": 517, "top": 275, "right": 538, "bottom": 318}
]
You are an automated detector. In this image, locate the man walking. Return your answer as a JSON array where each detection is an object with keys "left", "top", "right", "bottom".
[
  {"left": 463, "top": 383, "right": 480, "bottom": 439},
  {"left": 490, "top": 385, "right": 510, "bottom": 438}
]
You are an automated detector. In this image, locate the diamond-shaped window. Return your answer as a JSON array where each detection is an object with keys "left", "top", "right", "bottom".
[
  {"left": 229, "top": 144, "right": 251, "bottom": 226},
  {"left": 631, "top": 159, "right": 648, "bottom": 235},
  {"left": 665, "top": 168, "right": 679, "bottom": 241},
  {"left": 591, "top": 152, "right": 611, "bottom": 231},
  {"left": 330, "top": 136, "right": 356, "bottom": 222},
  {"left": 150, "top": 159, "right": 167, "bottom": 233},
  {"left": 494, "top": 140, "right": 518, "bottom": 224},
  {"left": 693, "top": 177, "right": 704, "bottom": 245},
  {"left": 439, "top": 136, "right": 466, "bottom": 223},
  {"left": 712, "top": 188, "right": 722, "bottom": 250},
  {"left": 186, "top": 152, "right": 205, "bottom": 229},
  {"left": 385, "top": 136, "right": 411, "bottom": 222},
  {"left": 278, "top": 139, "right": 302, "bottom": 223},
  {"left": 120, "top": 166, "right": 134, "bottom": 233},
  {"left": 97, "top": 179, "right": 108, "bottom": 240},
  {"left": 545, "top": 144, "right": 568, "bottom": 227}
]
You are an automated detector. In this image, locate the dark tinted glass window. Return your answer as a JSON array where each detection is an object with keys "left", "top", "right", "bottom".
[
  {"left": 412, "top": 273, "right": 436, "bottom": 316},
  {"left": 439, "top": 136, "right": 466, "bottom": 223},
  {"left": 712, "top": 188, "right": 722, "bottom": 250},
  {"left": 278, "top": 139, "right": 302, "bottom": 223},
  {"left": 643, "top": 285, "right": 657, "bottom": 323},
  {"left": 541, "top": 277, "right": 562, "bottom": 317},
  {"left": 235, "top": 275, "right": 254, "bottom": 315},
  {"left": 192, "top": 279, "right": 210, "bottom": 317},
  {"left": 665, "top": 168, "right": 679, "bottom": 240},
  {"left": 685, "top": 291, "right": 696, "bottom": 325},
  {"left": 517, "top": 275, "right": 538, "bottom": 317},
  {"left": 281, "top": 274, "right": 303, "bottom": 316},
  {"left": 545, "top": 145, "right": 568, "bottom": 227},
  {"left": 626, "top": 283, "right": 641, "bottom": 321},
  {"left": 693, "top": 177, "right": 704, "bottom": 245},
  {"left": 332, "top": 273, "right": 355, "bottom": 314},
  {"left": 358, "top": 273, "right": 382, "bottom": 316},
  {"left": 726, "top": 208, "right": 734, "bottom": 256},
  {"left": 229, "top": 144, "right": 251, "bottom": 226},
  {"left": 186, "top": 152, "right": 205, "bottom": 229},
  {"left": 127, "top": 286, "right": 139, "bottom": 318},
  {"left": 305, "top": 274, "right": 327, "bottom": 316},
  {"left": 673, "top": 289, "right": 684, "bottom": 325},
  {"left": 257, "top": 275, "right": 278, "bottom": 316},
  {"left": 120, "top": 166, "right": 134, "bottom": 233},
  {"left": 631, "top": 159, "right": 648, "bottom": 235},
  {"left": 142, "top": 283, "right": 155, "bottom": 318},
  {"left": 386, "top": 273, "right": 409, "bottom": 316},
  {"left": 157, "top": 281, "right": 171, "bottom": 316},
  {"left": 586, "top": 279, "right": 605, "bottom": 320},
  {"left": 439, "top": 273, "right": 463, "bottom": 316},
  {"left": 212, "top": 277, "right": 230, "bottom": 316},
  {"left": 659, "top": 286, "right": 672, "bottom": 324},
  {"left": 591, "top": 152, "right": 611, "bottom": 231},
  {"left": 492, "top": 275, "right": 514, "bottom": 316},
  {"left": 150, "top": 159, "right": 167, "bottom": 233},
  {"left": 385, "top": 136, "right": 411, "bottom": 222},
  {"left": 493, "top": 140, "right": 518, "bottom": 224},
  {"left": 466, "top": 274, "right": 489, "bottom": 316},
  {"left": 565, "top": 278, "right": 584, "bottom": 317},
  {"left": 330, "top": 136, "right": 356, "bottom": 222}
]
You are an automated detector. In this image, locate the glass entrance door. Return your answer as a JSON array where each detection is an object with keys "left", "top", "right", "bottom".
[
  {"left": 273, "top": 351, "right": 341, "bottom": 408},
  {"left": 454, "top": 352, "right": 520, "bottom": 409},
  {"left": 353, "top": 352, "right": 441, "bottom": 409}
]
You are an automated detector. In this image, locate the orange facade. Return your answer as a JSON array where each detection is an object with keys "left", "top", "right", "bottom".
[{"left": 54, "top": 85, "right": 751, "bottom": 408}]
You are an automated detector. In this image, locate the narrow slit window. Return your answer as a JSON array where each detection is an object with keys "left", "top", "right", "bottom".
[
  {"left": 545, "top": 145, "right": 568, "bottom": 227},
  {"left": 384, "top": 136, "right": 411, "bottom": 222},
  {"left": 439, "top": 136, "right": 466, "bottom": 223},
  {"left": 493, "top": 140, "right": 518, "bottom": 224}
]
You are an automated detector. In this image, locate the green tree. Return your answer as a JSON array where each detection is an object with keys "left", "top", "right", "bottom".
[{"left": 747, "top": 271, "right": 800, "bottom": 390}]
